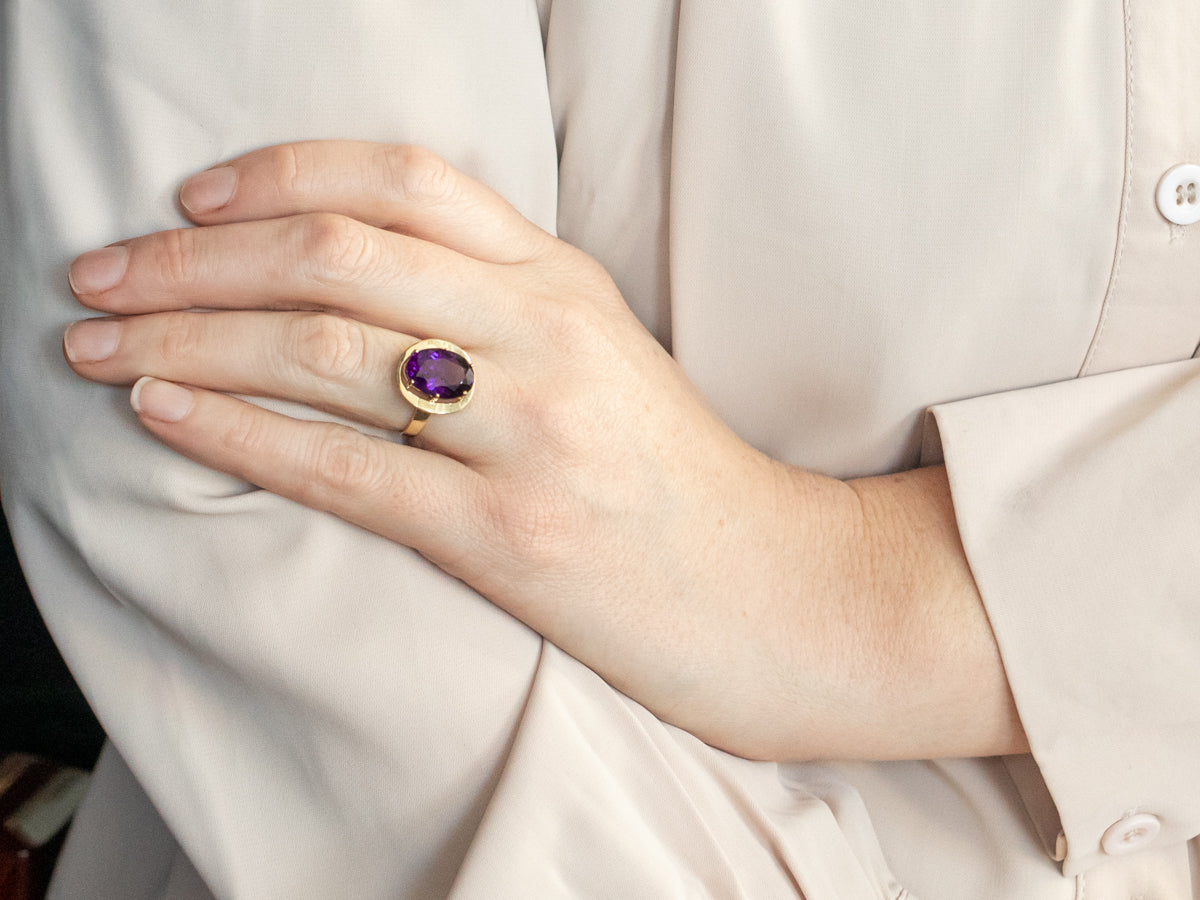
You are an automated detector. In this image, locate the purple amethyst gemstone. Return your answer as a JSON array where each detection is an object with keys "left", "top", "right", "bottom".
[{"left": 404, "top": 347, "right": 473, "bottom": 401}]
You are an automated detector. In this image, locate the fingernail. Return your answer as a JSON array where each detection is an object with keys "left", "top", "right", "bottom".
[
  {"left": 64, "top": 319, "right": 121, "bottom": 363},
  {"left": 131, "top": 376, "right": 193, "bottom": 422},
  {"left": 179, "top": 166, "right": 237, "bottom": 214},
  {"left": 68, "top": 246, "right": 128, "bottom": 294}
]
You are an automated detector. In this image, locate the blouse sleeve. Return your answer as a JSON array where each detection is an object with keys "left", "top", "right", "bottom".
[
  {"left": 926, "top": 356, "right": 1200, "bottom": 874},
  {"left": 0, "top": 3, "right": 555, "bottom": 895}
]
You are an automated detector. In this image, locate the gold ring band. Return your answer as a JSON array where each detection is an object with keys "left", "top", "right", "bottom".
[{"left": 401, "top": 409, "right": 431, "bottom": 437}]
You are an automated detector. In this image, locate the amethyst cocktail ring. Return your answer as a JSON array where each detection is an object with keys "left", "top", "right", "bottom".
[{"left": 396, "top": 338, "right": 475, "bottom": 437}]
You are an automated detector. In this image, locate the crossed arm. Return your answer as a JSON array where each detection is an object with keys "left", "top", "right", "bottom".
[{"left": 63, "top": 140, "right": 1027, "bottom": 762}]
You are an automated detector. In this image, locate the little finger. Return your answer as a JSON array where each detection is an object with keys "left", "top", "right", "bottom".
[{"left": 128, "top": 377, "right": 494, "bottom": 574}]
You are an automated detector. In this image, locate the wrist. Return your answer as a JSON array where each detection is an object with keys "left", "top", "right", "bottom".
[{"left": 711, "top": 461, "right": 1027, "bottom": 761}]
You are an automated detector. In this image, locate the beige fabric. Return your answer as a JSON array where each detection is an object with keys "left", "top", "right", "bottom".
[{"left": 1, "top": 0, "right": 1197, "bottom": 897}]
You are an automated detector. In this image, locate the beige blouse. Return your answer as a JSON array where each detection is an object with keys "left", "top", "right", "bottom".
[{"left": 1, "top": 1, "right": 1197, "bottom": 897}]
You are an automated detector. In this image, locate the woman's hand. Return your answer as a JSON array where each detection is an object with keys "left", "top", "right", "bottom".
[{"left": 64, "top": 141, "right": 1025, "bottom": 761}]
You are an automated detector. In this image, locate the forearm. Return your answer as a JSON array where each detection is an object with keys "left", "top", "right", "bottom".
[
  {"left": 842, "top": 465, "right": 1026, "bottom": 757},
  {"left": 649, "top": 457, "right": 1026, "bottom": 763}
]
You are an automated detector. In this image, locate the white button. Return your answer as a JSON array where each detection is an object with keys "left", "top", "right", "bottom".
[
  {"left": 1100, "top": 813, "right": 1162, "bottom": 855},
  {"left": 1156, "top": 164, "right": 1200, "bottom": 225}
]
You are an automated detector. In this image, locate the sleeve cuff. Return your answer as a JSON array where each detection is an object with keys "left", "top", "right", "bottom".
[{"left": 922, "top": 359, "right": 1200, "bottom": 874}]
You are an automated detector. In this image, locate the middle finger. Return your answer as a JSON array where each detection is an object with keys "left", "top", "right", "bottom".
[{"left": 68, "top": 214, "right": 516, "bottom": 347}]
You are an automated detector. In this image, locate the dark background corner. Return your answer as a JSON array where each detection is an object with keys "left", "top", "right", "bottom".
[{"left": 1, "top": 510, "right": 104, "bottom": 770}]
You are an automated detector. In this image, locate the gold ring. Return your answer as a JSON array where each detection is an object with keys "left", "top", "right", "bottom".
[{"left": 396, "top": 339, "right": 475, "bottom": 436}]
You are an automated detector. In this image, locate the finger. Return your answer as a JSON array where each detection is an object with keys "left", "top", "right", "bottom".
[
  {"left": 67, "top": 213, "right": 517, "bottom": 346},
  {"left": 177, "top": 141, "right": 551, "bottom": 265},
  {"left": 127, "top": 377, "right": 492, "bottom": 573},
  {"left": 65, "top": 311, "right": 502, "bottom": 459},
  {"left": 67, "top": 310, "right": 417, "bottom": 430}
]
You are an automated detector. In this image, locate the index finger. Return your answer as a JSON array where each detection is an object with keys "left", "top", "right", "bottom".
[{"left": 178, "top": 141, "right": 550, "bottom": 265}]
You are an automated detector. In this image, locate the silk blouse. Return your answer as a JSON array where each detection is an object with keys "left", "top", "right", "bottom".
[{"left": 2, "top": 1, "right": 1197, "bottom": 897}]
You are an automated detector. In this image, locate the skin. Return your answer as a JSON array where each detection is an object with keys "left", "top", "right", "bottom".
[{"left": 64, "top": 140, "right": 1027, "bottom": 762}]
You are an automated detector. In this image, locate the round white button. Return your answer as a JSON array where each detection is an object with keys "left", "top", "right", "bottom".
[
  {"left": 1156, "top": 164, "right": 1200, "bottom": 225},
  {"left": 1100, "top": 813, "right": 1162, "bottom": 855}
]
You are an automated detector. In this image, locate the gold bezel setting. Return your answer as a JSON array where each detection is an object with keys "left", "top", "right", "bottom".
[{"left": 396, "top": 338, "right": 475, "bottom": 417}]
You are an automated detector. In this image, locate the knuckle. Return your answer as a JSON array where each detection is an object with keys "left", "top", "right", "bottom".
[
  {"left": 287, "top": 313, "right": 370, "bottom": 386},
  {"left": 529, "top": 299, "right": 608, "bottom": 368},
  {"left": 484, "top": 481, "right": 576, "bottom": 568},
  {"left": 270, "top": 142, "right": 317, "bottom": 201},
  {"left": 384, "top": 145, "right": 460, "bottom": 206},
  {"left": 311, "top": 428, "right": 389, "bottom": 499},
  {"left": 156, "top": 227, "right": 203, "bottom": 284},
  {"left": 218, "top": 402, "right": 272, "bottom": 458},
  {"left": 156, "top": 312, "right": 207, "bottom": 362},
  {"left": 297, "top": 212, "right": 379, "bottom": 285},
  {"left": 216, "top": 408, "right": 391, "bottom": 511}
]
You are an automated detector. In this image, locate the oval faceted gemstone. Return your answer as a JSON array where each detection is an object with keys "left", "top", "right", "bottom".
[{"left": 404, "top": 347, "right": 473, "bottom": 401}]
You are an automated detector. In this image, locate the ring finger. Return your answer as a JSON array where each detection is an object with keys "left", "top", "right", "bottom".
[{"left": 64, "top": 309, "right": 503, "bottom": 460}]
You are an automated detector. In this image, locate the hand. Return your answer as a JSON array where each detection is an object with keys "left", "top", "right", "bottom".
[{"left": 64, "top": 141, "right": 1026, "bottom": 760}]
